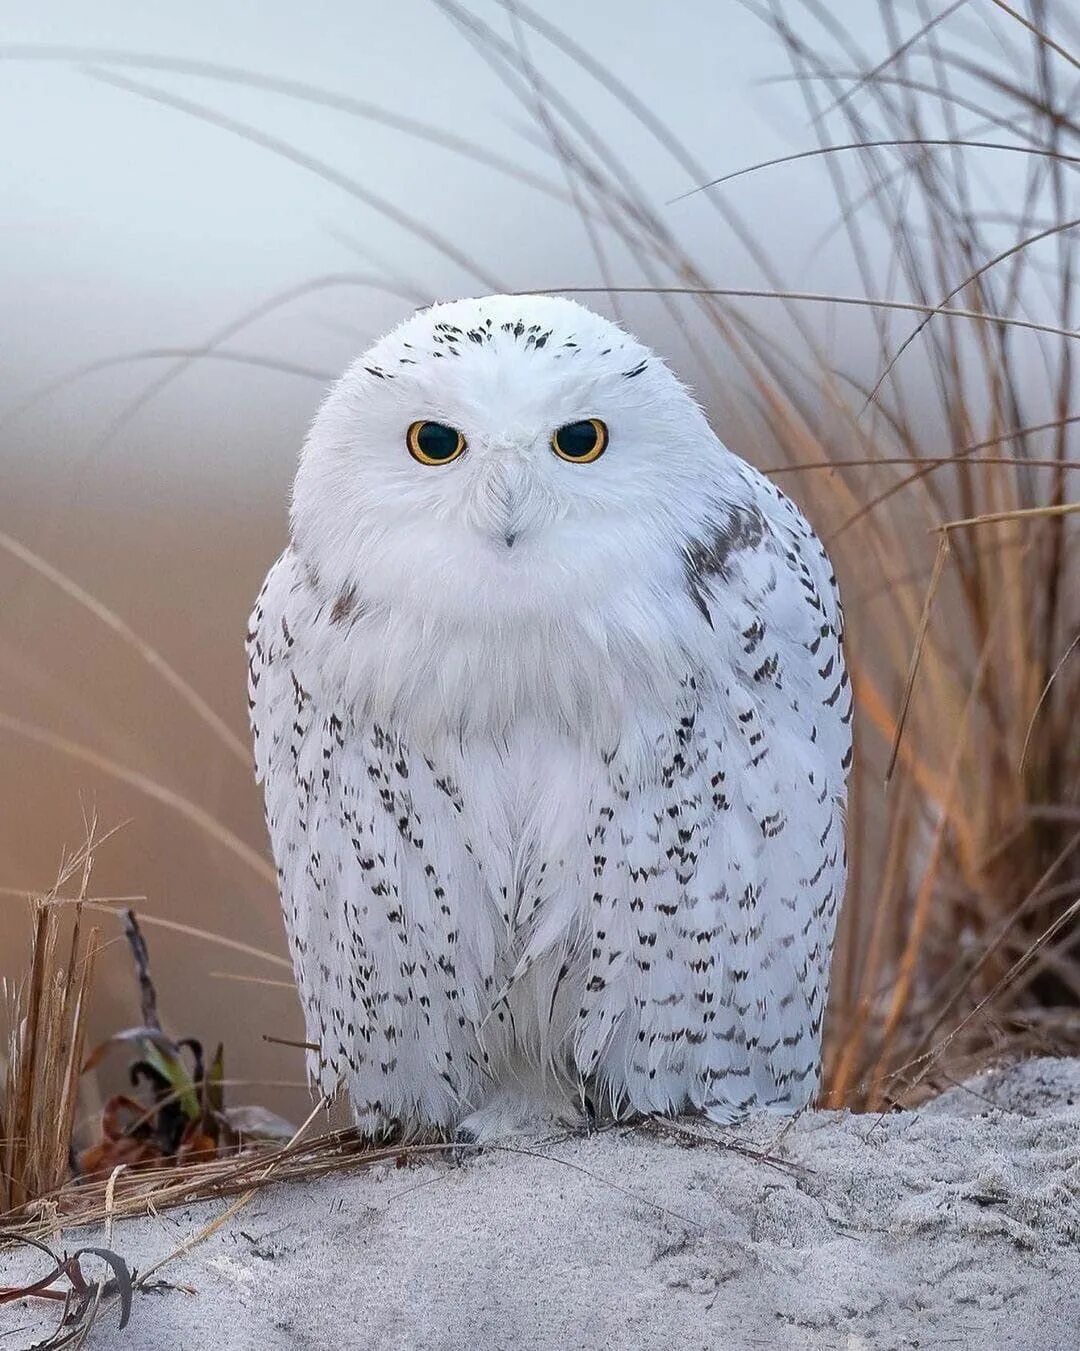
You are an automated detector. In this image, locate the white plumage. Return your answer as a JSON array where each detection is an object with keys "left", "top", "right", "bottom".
[{"left": 248, "top": 294, "right": 851, "bottom": 1141}]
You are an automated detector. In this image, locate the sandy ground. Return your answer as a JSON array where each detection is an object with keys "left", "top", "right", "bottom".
[{"left": 3, "top": 1057, "right": 1079, "bottom": 1350}]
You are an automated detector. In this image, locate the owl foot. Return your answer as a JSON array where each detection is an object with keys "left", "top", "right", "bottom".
[
  {"left": 453, "top": 1088, "right": 583, "bottom": 1146},
  {"left": 449, "top": 1124, "right": 483, "bottom": 1168},
  {"left": 701, "top": 1098, "right": 752, "bottom": 1127}
]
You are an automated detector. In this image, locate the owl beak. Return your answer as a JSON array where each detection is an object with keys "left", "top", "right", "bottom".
[{"left": 481, "top": 454, "right": 530, "bottom": 552}]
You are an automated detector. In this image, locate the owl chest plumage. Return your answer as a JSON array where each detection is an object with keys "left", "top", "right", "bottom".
[{"left": 251, "top": 465, "right": 850, "bottom": 1134}]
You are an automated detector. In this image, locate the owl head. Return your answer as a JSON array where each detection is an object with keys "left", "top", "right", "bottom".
[{"left": 291, "top": 294, "right": 745, "bottom": 628}]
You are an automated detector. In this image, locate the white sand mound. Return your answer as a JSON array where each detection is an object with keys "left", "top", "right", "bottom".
[{"left": 3, "top": 1057, "right": 1079, "bottom": 1349}]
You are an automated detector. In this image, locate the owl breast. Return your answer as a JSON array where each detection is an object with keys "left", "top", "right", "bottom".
[{"left": 251, "top": 450, "right": 850, "bottom": 1138}]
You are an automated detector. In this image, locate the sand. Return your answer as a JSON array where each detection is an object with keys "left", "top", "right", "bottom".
[{"left": 3, "top": 1057, "right": 1079, "bottom": 1350}]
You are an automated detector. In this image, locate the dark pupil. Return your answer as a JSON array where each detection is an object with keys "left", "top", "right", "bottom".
[
  {"left": 557, "top": 421, "right": 599, "bottom": 457},
  {"left": 417, "top": 422, "right": 459, "bottom": 460}
]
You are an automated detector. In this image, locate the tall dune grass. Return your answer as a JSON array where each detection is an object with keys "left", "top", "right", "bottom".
[
  {"left": 1, "top": 0, "right": 1077, "bottom": 1225},
  {"left": 740, "top": 0, "right": 1080, "bottom": 1107}
]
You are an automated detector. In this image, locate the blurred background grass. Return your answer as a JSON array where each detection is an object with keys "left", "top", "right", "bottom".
[{"left": 1, "top": 0, "right": 1077, "bottom": 1164}]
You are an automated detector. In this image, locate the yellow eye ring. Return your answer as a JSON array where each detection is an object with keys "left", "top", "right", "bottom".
[
  {"left": 407, "top": 420, "right": 467, "bottom": 465},
  {"left": 551, "top": 418, "right": 608, "bottom": 464}
]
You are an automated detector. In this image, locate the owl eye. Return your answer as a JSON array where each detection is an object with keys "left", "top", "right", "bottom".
[
  {"left": 551, "top": 418, "right": 608, "bottom": 463},
  {"left": 407, "top": 420, "right": 467, "bottom": 465}
]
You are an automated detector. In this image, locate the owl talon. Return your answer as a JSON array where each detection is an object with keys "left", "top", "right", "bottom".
[{"left": 450, "top": 1124, "right": 481, "bottom": 1167}]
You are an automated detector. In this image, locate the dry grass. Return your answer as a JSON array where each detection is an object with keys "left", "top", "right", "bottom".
[
  {"left": 741, "top": 0, "right": 1080, "bottom": 1110},
  {"left": 0, "top": 0, "right": 1077, "bottom": 1242},
  {"left": 2, "top": 829, "right": 101, "bottom": 1218}
]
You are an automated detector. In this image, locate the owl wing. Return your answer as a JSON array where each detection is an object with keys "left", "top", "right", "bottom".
[
  {"left": 247, "top": 549, "right": 500, "bottom": 1134},
  {"left": 578, "top": 467, "right": 852, "bottom": 1121}
]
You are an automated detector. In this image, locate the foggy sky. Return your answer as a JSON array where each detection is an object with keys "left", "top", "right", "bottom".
[{"left": 2, "top": 0, "right": 906, "bottom": 496}]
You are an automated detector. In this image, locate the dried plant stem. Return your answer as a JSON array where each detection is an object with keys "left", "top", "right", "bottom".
[{"left": 2, "top": 840, "right": 102, "bottom": 1214}]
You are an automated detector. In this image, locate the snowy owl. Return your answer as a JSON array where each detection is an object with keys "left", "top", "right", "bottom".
[{"left": 248, "top": 294, "right": 851, "bottom": 1142}]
